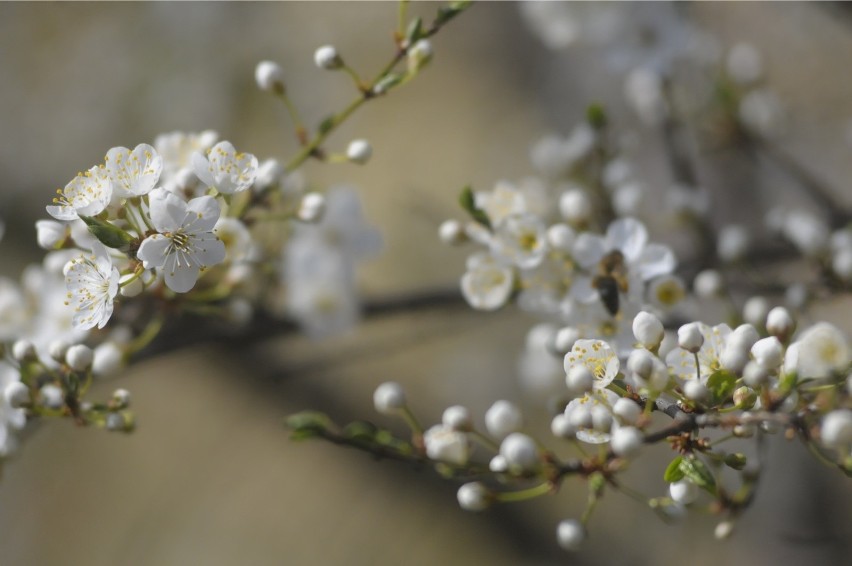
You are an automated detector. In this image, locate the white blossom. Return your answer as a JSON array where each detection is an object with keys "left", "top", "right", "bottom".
[
  {"left": 46, "top": 166, "right": 112, "bottom": 221},
  {"left": 192, "top": 141, "right": 259, "bottom": 194},
  {"left": 424, "top": 424, "right": 470, "bottom": 465},
  {"left": 794, "top": 322, "right": 850, "bottom": 379},
  {"left": 136, "top": 189, "right": 226, "bottom": 293},
  {"left": 104, "top": 144, "right": 163, "bottom": 197},
  {"left": 563, "top": 339, "right": 619, "bottom": 390},
  {"left": 64, "top": 243, "right": 120, "bottom": 330},
  {"left": 460, "top": 254, "right": 514, "bottom": 311}
]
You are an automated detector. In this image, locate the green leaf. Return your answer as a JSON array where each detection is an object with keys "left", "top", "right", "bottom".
[
  {"left": 343, "top": 421, "right": 378, "bottom": 443},
  {"left": 78, "top": 215, "right": 135, "bottom": 251},
  {"left": 724, "top": 453, "right": 747, "bottom": 470},
  {"left": 434, "top": 1, "right": 472, "bottom": 26},
  {"left": 706, "top": 370, "right": 737, "bottom": 404},
  {"left": 458, "top": 185, "right": 491, "bottom": 229},
  {"left": 678, "top": 456, "right": 717, "bottom": 495},
  {"left": 405, "top": 17, "right": 423, "bottom": 45},
  {"left": 586, "top": 103, "right": 608, "bottom": 130},
  {"left": 664, "top": 455, "right": 685, "bottom": 483},
  {"left": 317, "top": 115, "right": 335, "bottom": 135},
  {"left": 285, "top": 411, "right": 334, "bottom": 441}
]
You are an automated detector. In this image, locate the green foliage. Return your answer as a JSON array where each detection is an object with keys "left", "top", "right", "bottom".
[
  {"left": 664, "top": 455, "right": 685, "bottom": 482},
  {"left": 78, "top": 215, "right": 135, "bottom": 251},
  {"left": 678, "top": 455, "right": 717, "bottom": 495},
  {"left": 458, "top": 185, "right": 491, "bottom": 229},
  {"left": 706, "top": 370, "right": 737, "bottom": 405}
]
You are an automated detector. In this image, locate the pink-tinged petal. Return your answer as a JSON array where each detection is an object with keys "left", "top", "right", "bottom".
[
  {"left": 606, "top": 218, "right": 647, "bottom": 262},
  {"left": 147, "top": 188, "right": 186, "bottom": 232},
  {"left": 572, "top": 234, "right": 606, "bottom": 269},
  {"left": 137, "top": 234, "right": 170, "bottom": 268},
  {"left": 184, "top": 195, "right": 221, "bottom": 233},
  {"left": 192, "top": 235, "right": 226, "bottom": 267},
  {"left": 191, "top": 152, "right": 216, "bottom": 188},
  {"left": 636, "top": 243, "right": 676, "bottom": 280}
]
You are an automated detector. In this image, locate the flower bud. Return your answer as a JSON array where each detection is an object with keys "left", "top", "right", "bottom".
[
  {"left": 255, "top": 60, "right": 286, "bottom": 94},
  {"left": 40, "top": 384, "right": 64, "bottom": 409},
  {"left": 611, "top": 426, "right": 643, "bottom": 458},
  {"left": 742, "top": 361, "right": 769, "bottom": 388},
  {"left": 590, "top": 404, "right": 613, "bottom": 433},
  {"left": 489, "top": 455, "right": 508, "bottom": 473},
  {"left": 627, "top": 349, "right": 655, "bottom": 379},
  {"left": 766, "top": 306, "right": 795, "bottom": 342},
  {"left": 720, "top": 342, "right": 750, "bottom": 376},
  {"left": 751, "top": 336, "right": 783, "bottom": 370},
  {"left": 314, "top": 45, "right": 343, "bottom": 70},
  {"left": 112, "top": 388, "right": 131, "bottom": 408},
  {"left": 550, "top": 413, "right": 576, "bottom": 438},
  {"left": 119, "top": 273, "right": 143, "bottom": 298},
  {"left": 546, "top": 223, "right": 575, "bottom": 252},
  {"left": 733, "top": 386, "right": 757, "bottom": 409},
  {"left": 743, "top": 296, "right": 770, "bottom": 329},
  {"left": 559, "top": 189, "right": 593, "bottom": 225},
  {"left": 438, "top": 219, "right": 467, "bottom": 245},
  {"left": 714, "top": 520, "right": 735, "bottom": 540},
  {"left": 567, "top": 404, "right": 592, "bottom": 429},
  {"left": 683, "top": 380, "right": 709, "bottom": 402},
  {"left": 92, "top": 342, "right": 124, "bottom": 377},
  {"left": 693, "top": 269, "right": 724, "bottom": 298},
  {"left": 297, "top": 192, "right": 326, "bottom": 223},
  {"left": 551, "top": 327, "right": 581, "bottom": 356},
  {"left": 12, "top": 339, "right": 36, "bottom": 363},
  {"left": 4, "top": 381, "right": 30, "bottom": 409},
  {"left": 346, "top": 139, "right": 372, "bottom": 165},
  {"left": 613, "top": 398, "right": 641, "bottom": 425},
  {"left": 65, "top": 344, "right": 93, "bottom": 372},
  {"left": 457, "top": 482, "right": 490, "bottom": 511},
  {"left": 717, "top": 224, "right": 750, "bottom": 262},
  {"left": 407, "top": 39, "right": 433, "bottom": 73},
  {"left": 48, "top": 339, "right": 71, "bottom": 363},
  {"left": 373, "top": 382, "right": 406, "bottom": 414},
  {"left": 485, "top": 400, "right": 523, "bottom": 439},
  {"left": 730, "top": 324, "right": 760, "bottom": 351},
  {"left": 556, "top": 519, "right": 585, "bottom": 552},
  {"left": 566, "top": 365, "right": 594, "bottom": 396},
  {"left": 424, "top": 424, "right": 470, "bottom": 465},
  {"left": 35, "top": 220, "right": 67, "bottom": 250},
  {"left": 500, "top": 432, "right": 539, "bottom": 472},
  {"left": 677, "top": 323, "right": 704, "bottom": 353},
  {"left": 820, "top": 410, "right": 852, "bottom": 450},
  {"left": 633, "top": 311, "right": 665, "bottom": 350},
  {"left": 669, "top": 480, "right": 698, "bottom": 505},
  {"left": 442, "top": 405, "right": 472, "bottom": 431}
]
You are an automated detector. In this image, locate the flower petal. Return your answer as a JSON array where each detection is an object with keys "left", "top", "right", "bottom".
[
  {"left": 572, "top": 234, "right": 606, "bottom": 269},
  {"left": 137, "top": 234, "right": 170, "bottom": 268},
  {"left": 147, "top": 188, "right": 186, "bottom": 232},
  {"left": 636, "top": 243, "right": 676, "bottom": 280},
  {"left": 184, "top": 195, "right": 221, "bottom": 234},
  {"left": 606, "top": 218, "right": 647, "bottom": 262}
]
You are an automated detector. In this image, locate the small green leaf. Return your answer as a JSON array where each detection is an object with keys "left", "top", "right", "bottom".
[
  {"left": 343, "top": 421, "right": 378, "bottom": 443},
  {"left": 664, "top": 455, "right": 685, "bottom": 482},
  {"left": 586, "top": 103, "right": 608, "bottom": 130},
  {"left": 78, "top": 215, "right": 135, "bottom": 251},
  {"left": 724, "top": 452, "right": 747, "bottom": 470},
  {"left": 285, "top": 411, "right": 334, "bottom": 440},
  {"left": 778, "top": 370, "right": 798, "bottom": 393},
  {"left": 458, "top": 185, "right": 491, "bottom": 229},
  {"left": 405, "top": 17, "right": 423, "bottom": 45},
  {"left": 678, "top": 456, "right": 717, "bottom": 495},
  {"left": 435, "top": 1, "right": 472, "bottom": 26},
  {"left": 317, "top": 115, "right": 335, "bottom": 135},
  {"left": 706, "top": 370, "right": 737, "bottom": 404}
]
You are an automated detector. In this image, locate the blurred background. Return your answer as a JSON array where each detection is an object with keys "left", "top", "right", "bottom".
[{"left": 0, "top": 2, "right": 851, "bottom": 564}]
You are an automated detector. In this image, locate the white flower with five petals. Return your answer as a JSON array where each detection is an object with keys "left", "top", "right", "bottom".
[
  {"left": 64, "top": 242, "right": 120, "bottom": 330},
  {"left": 46, "top": 166, "right": 112, "bottom": 221},
  {"left": 137, "top": 189, "right": 226, "bottom": 293},
  {"left": 105, "top": 144, "right": 163, "bottom": 198},
  {"left": 191, "top": 141, "right": 258, "bottom": 194}
]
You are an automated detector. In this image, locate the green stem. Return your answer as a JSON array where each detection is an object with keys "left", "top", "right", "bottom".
[
  {"left": 127, "top": 316, "right": 164, "bottom": 356},
  {"left": 401, "top": 406, "right": 424, "bottom": 435},
  {"left": 494, "top": 482, "right": 553, "bottom": 503},
  {"left": 284, "top": 95, "right": 367, "bottom": 172}
]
